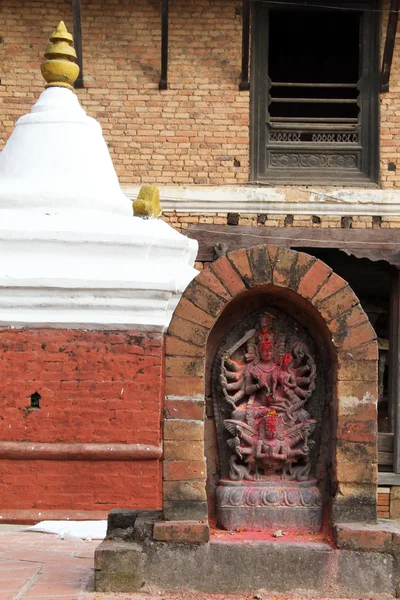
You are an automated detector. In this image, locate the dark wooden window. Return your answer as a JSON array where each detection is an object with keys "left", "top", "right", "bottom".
[
  {"left": 378, "top": 270, "right": 400, "bottom": 484},
  {"left": 250, "top": 0, "right": 380, "bottom": 185}
]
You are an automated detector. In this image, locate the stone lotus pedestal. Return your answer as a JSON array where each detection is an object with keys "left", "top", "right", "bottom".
[{"left": 216, "top": 478, "right": 323, "bottom": 533}]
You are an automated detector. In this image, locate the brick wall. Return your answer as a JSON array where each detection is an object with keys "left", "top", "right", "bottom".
[
  {"left": 0, "top": 0, "right": 248, "bottom": 186},
  {"left": 1, "top": 0, "right": 399, "bottom": 188},
  {"left": 0, "top": 328, "right": 163, "bottom": 514},
  {"left": 378, "top": 487, "right": 390, "bottom": 518}
]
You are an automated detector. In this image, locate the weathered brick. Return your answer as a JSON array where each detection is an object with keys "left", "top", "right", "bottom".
[
  {"left": 164, "top": 377, "right": 204, "bottom": 397},
  {"left": 164, "top": 398, "right": 205, "bottom": 420},
  {"left": 337, "top": 359, "right": 378, "bottom": 382},
  {"left": 163, "top": 419, "right": 204, "bottom": 441},
  {"left": 168, "top": 315, "right": 209, "bottom": 347},
  {"left": 163, "top": 480, "right": 207, "bottom": 502},
  {"left": 335, "top": 441, "right": 377, "bottom": 484},
  {"left": 297, "top": 260, "right": 332, "bottom": 300},
  {"left": 165, "top": 356, "right": 204, "bottom": 378},
  {"left": 246, "top": 245, "right": 273, "bottom": 286},
  {"left": 211, "top": 256, "right": 246, "bottom": 296},
  {"left": 163, "top": 460, "right": 207, "bottom": 481},
  {"left": 194, "top": 268, "right": 231, "bottom": 301},
  {"left": 164, "top": 440, "right": 205, "bottom": 461},
  {"left": 163, "top": 500, "right": 208, "bottom": 521},
  {"left": 165, "top": 336, "right": 204, "bottom": 357},
  {"left": 341, "top": 322, "right": 377, "bottom": 351},
  {"left": 153, "top": 521, "right": 210, "bottom": 543},
  {"left": 227, "top": 248, "right": 252, "bottom": 285},
  {"left": 317, "top": 286, "right": 359, "bottom": 322},
  {"left": 174, "top": 298, "right": 215, "bottom": 328},
  {"left": 272, "top": 247, "right": 298, "bottom": 287},
  {"left": 337, "top": 391, "right": 377, "bottom": 418},
  {"left": 343, "top": 341, "right": 379, "bottom": 361},
  {"left": 337, "top": 417, "right": 377, "bottom": 444},
  {"left": 335, "top": 525, "right": 392, "bottom": 552},
  {"left": 329, "top": 304, "right": 369, "bottom": 347},
  {"left": 184, "top": 281, "right": 226, "bottom": 317},
  {"left": 286, "top": 251, "right": 316, "bottom": 291},
  {"left": 313, "top": 273, "right": 348, "bottom": 304},
  {"left": 390, "top": 487, "right": 400, "bottom": 520}
]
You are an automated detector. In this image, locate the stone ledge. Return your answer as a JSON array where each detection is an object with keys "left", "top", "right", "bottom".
[
  {"left": 153, "top": 520, "right": 210, "bottom": 543},
  {"left": 94, "top": 536, "right": 396, "bottom": 595},
  {"left": 123, "top": 185, "right": 400, "bottom": 217},
  {"left": 334, "top": 519, "right": 400, "bottom": 553},
  {"left": 95, "top": 539, "right": 146, "bottom": 593}
]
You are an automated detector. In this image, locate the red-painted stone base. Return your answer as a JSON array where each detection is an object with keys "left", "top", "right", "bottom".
[
  {"left": 0, "top": 328, "right": 164, "bottom": 513},
  {"left": 216, "top": 479, "right": 322, "bottom": 533}
]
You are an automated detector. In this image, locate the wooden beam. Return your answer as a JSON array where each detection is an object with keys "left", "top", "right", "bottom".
[
  {"left": 239, "top": 0, "right": 250, "bottom": 91},
  {"left": 159, "top": 0, "right": 169, "bottom": 90},
  {"left": 379, "top": 472, "right": 400, "bottom": 485},
  {"left": 72, "top": 0, "right": 84, "bottom": 88},
  {"left": 381, "top": 0, "right": 399, "bottom": 93},
  {"left": 186, "top": 224, "right": 400, "bottom": 265}
]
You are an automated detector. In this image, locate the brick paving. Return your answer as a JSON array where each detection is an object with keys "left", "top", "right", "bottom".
[{"left": 0, "top": 525, "right": 388, "bottom": 600}]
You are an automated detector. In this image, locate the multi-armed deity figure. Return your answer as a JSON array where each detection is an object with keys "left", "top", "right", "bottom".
[{"left": 220, "top": 314, "right": 317, "bottom": 482}]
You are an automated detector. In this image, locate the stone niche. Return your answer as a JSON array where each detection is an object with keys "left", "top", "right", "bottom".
[
  {"left": 211, "top": 306, "right": 328, "bottom": 532},
  {"left": 163, "top": 245, "right": 379, "bottom": 531}
]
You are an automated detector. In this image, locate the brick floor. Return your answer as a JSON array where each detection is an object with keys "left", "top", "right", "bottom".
[{"left": 0, "top": 525, "right": 384, "bottom": 600}]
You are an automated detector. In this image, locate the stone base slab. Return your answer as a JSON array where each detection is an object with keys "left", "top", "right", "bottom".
[
  {"left": 216, "top": 478, "right": 322, "bottom": 533},
  {"left": 94, "top": 537, "right": 397, "bottom": 596},
  {"left": 334, "top": 519, "right": 400, "bottom": 553}
]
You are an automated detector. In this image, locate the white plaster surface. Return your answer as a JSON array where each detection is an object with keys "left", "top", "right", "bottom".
[
  {"left": 123, "top": 185, "right": 400, "bottom": 216},
  {"left": 0, "top": 88, "right": 198, "bottom": 330},
  {"left": 338, "top": 393, "right": 377, "bottom": 414}
]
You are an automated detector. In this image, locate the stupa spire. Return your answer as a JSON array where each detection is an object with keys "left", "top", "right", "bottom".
[{"left": 40, "top": 21, "right": 79, "bottom": 91}]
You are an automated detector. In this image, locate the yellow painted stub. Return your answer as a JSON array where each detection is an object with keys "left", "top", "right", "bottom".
[
  {"left": 41, "top": 21, "right": 79, "bottom": 91},
  {"left": 133, "top": 186, "right": 162, "bottom": 219}
]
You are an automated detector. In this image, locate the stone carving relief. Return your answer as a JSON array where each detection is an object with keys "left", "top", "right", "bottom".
[
  {"left": 220, "top": 313, "right": 317, "bottom": 483},
  {"left": 269, "top": 153, "right": 358, "bottom": 168},
  {"left": 214, "top": 310, "right": 324, "bottom": 531}
]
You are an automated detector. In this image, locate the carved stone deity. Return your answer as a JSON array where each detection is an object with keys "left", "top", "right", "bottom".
[{"left": 215, "top": 312, "right": 323, "bottom": 532}]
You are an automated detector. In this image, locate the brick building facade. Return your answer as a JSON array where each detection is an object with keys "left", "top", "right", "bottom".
[
  {"left": 0, "top": 0, "right": 398, "bottom": 190},
  {"left": 1, "top": 0, "right": 400, "bottom": 522}
]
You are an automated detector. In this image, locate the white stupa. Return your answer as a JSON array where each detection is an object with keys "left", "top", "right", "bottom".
[{"left": 0, "top": 22, "right": 198, "bottom": 330}]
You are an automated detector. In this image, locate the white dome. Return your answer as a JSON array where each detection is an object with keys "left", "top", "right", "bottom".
[
  {"left": 0, "top": 86, "right": 198, "bottom": 330},
  {"left": 0, "top": 87, "right": 131, "bottom": 216}
]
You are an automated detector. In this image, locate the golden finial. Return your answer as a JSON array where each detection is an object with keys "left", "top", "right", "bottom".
[{"left": 40, "top": 21, "right": 80, "bottom": 91}]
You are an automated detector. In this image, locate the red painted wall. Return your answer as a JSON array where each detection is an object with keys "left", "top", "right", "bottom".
[{"left": 0, "top": 329, "right": 163, "bottom": 514}]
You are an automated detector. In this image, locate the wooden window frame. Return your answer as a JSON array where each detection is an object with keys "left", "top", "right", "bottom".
[
  {"left": 250, "top": 0, "right": 381, "bottom": 185},
  {"left": 379, "top": 270, "right": 400, "bottom": 484}
]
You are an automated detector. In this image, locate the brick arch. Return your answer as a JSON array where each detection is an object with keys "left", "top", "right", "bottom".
[{"left": 164, "top": 245, "right": 378, "bottom": 534}]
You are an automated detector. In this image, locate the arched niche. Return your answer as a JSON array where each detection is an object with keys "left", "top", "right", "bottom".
[{"left": 164, "top": 246, "right": 378, "bottom": 533}]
